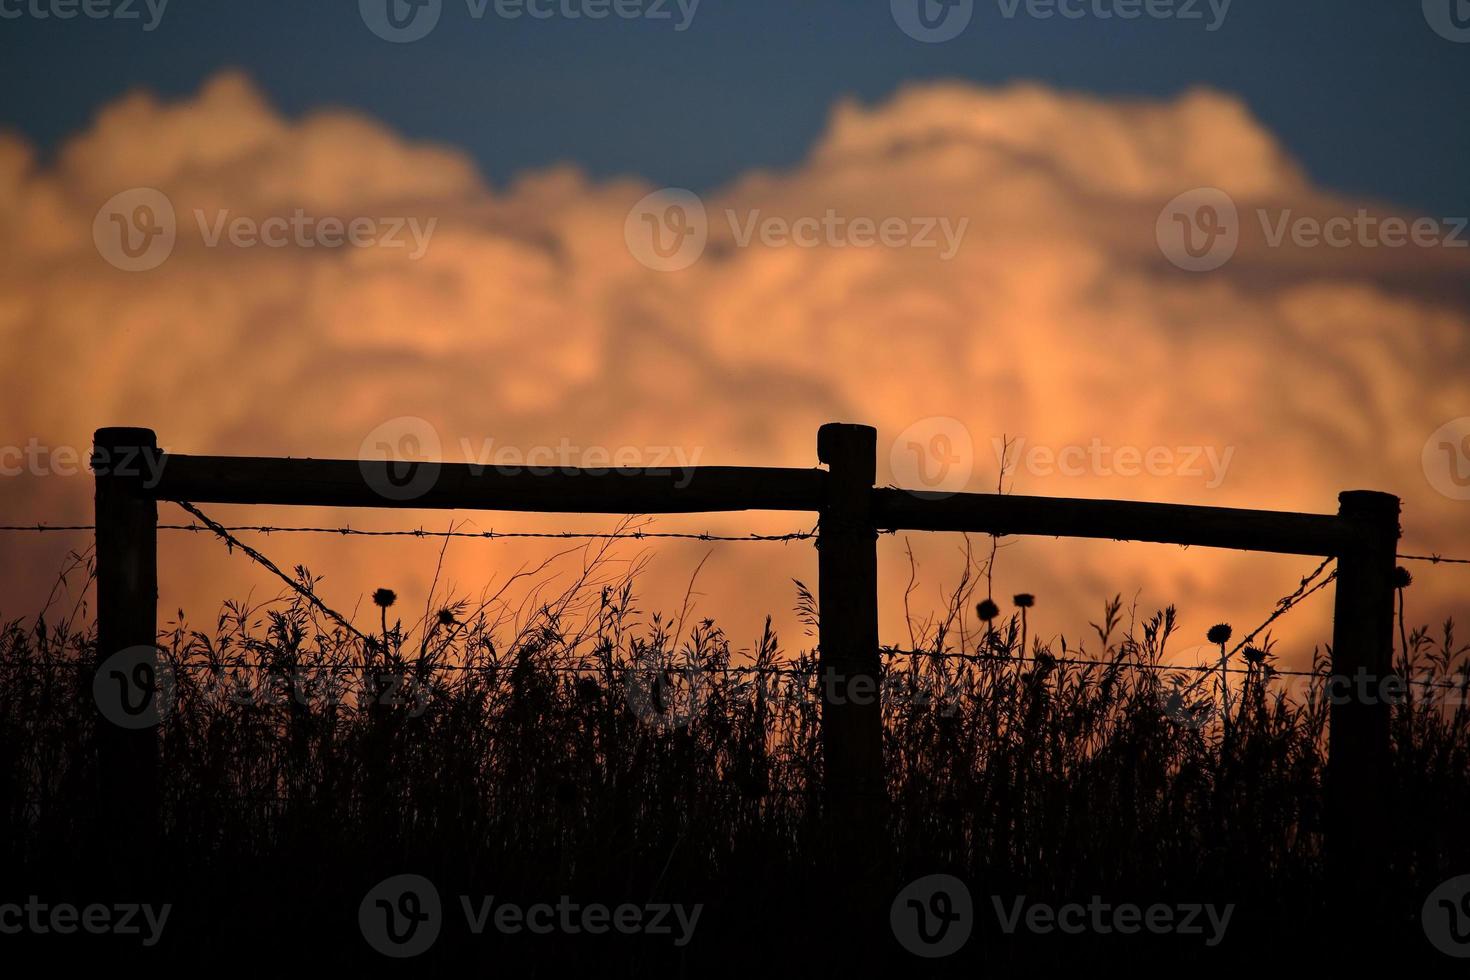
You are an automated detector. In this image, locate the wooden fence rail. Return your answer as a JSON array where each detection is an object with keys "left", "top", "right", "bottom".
[{"left": 92, "top": 422, "right": 1400, "bottom": 907}]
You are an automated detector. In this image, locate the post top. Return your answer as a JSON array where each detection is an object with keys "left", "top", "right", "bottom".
[
  {"left": 817, "top": 422, "right": 877, "bottom": 465},
  {"left": 1338, "top": 490, "right": 1401, "bottom": 544},
  {"left": 94, "top": 427, "right": 158, "bottom": 449},
  {"left": 1337, "top": 490, "right": 1401, "bottom": 515}
]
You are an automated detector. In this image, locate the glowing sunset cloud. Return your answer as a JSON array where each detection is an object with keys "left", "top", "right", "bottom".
[{"left": 3, "top": 73, "right": 1467, "bottom": 666}]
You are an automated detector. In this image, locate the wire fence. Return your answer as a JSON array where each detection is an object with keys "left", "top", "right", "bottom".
[
  {"left": 5, "top": 501, "right": 1468, "bottom": 690},
  {"left": 2, "top": 519, "right": 1464, "bottom": 565}
]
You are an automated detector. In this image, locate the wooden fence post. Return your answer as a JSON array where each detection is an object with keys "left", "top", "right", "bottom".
[
  {"left": 1326, "top": 489, "right": 1400, "bottom": 916},
  {"left": 816, "top": 423, "right": 884, "bottom": 817},
  {"left": 92, "top": 426, "right": 161, "bottom": 869}
]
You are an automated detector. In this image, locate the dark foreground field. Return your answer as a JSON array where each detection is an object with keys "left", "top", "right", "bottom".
[{"left": 3, "top": 557, "right": 1468, "bottom": 972}]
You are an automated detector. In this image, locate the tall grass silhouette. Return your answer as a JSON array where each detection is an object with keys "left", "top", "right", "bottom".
[{"left": 2, "top": 547, "right": 1467, "bottom": 969}]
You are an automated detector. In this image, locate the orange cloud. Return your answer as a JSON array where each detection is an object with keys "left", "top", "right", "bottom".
[{"left": 3, "top": 72, "right": 1467, "bottom": 669}]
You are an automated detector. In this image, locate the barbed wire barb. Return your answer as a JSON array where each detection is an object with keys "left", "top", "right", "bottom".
[{"left": 168, "top": 500, "right": 374, "bottom": 649}]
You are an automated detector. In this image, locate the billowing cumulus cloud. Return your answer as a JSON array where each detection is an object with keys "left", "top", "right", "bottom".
[{"left": 3, "top": 72, "right": 1467, "bottom": 669}]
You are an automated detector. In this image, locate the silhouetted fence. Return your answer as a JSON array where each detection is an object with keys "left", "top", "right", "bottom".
[{"left": 90, "top": 423, "right": 1400, "bottom": 906}]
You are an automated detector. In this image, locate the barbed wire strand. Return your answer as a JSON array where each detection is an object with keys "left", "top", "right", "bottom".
[
  {"left": 21, "top": 651, "right": 1470, "bottom": 691},
  {"left": 170, "top": 501, "right": 374, "bottom": 649},
  {"left": 9, "top": 650, "right": 1307, "bottom": 680},
  {"left": 1173, "top": 557, "right": 1339, "bottom": 699},
  {"left": 1, "top": 514, "right": 1463, "bottom": 691},
  {"left": 880, "top": 646, "right": 1324, "bottom": 679},
  {"left": 4, "top": 521, "right": 1467, "bottom": 565},
  {"left": 0, "top": 522, "right": 817, "bottom": 543},
  {"left": 1397, "top": 553, "right": 1470, "bottom": 565}
]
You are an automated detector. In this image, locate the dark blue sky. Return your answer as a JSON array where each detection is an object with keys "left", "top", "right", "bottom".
[{"left": 2, "top": 0, "right": 1466, "bottom": 214}]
